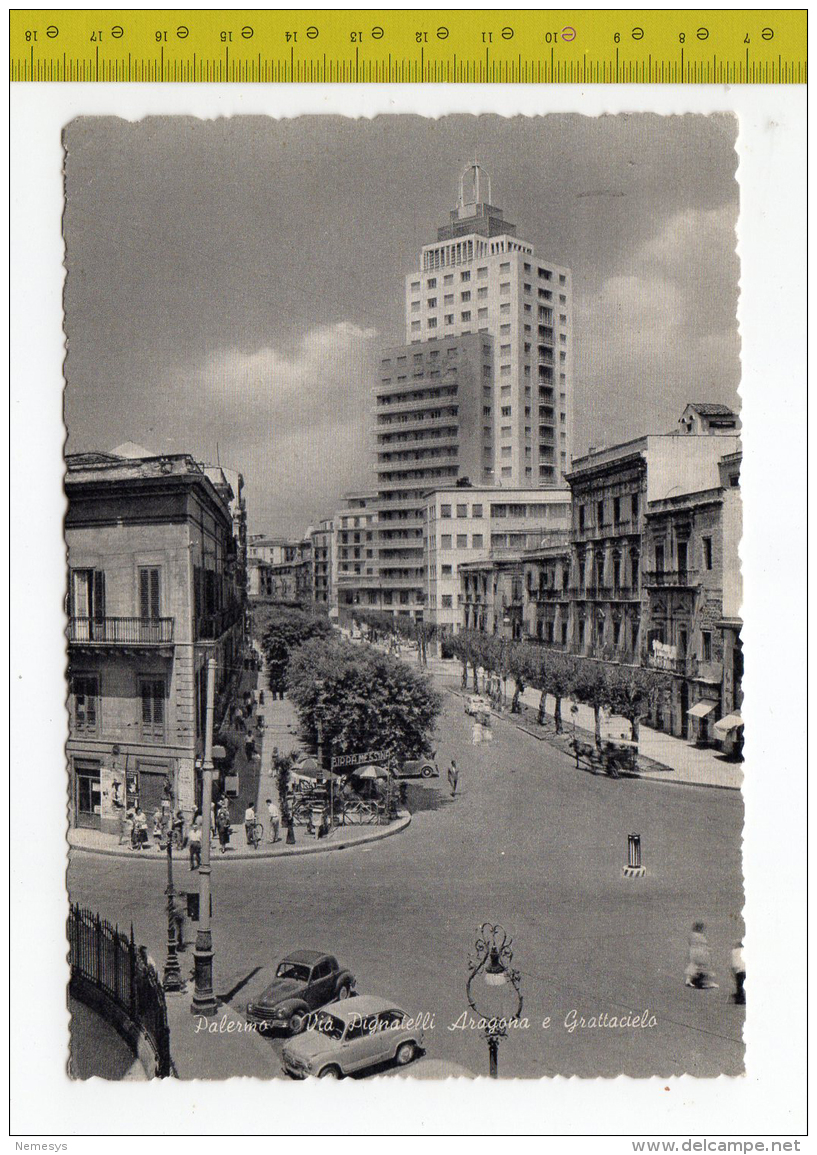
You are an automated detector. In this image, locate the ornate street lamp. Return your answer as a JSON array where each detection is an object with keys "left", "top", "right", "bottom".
[
  {"left": 466, "top": 923, "right": 523, "bottom": 1078},
  {"left": 161, "top": 821, "right": 185, "bottom": 993}
]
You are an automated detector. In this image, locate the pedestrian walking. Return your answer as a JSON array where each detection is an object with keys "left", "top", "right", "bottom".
[
  {"left": 216, "top": 803, "right": 231, "bottom": 853},
  {"left": 244, "top": 733, "right": 256, "bottom": 760},
  {"left": 447, "top": 759, "right": 459, "bottom": 798},
  {"left": 133, "top": 807, "right": 148, "bottom": 850},
  {"left": 731, "top": 941, "right": 746, "bottom": 1005},
  {"left": 685, "top": 921, "right": 718, "bottom": 989},
  {"left": 244, "top": 804, "right": 257, "bottom": 845},
  {"left": 172, "top": 809, "right": 186, "bottom": 849},
  {"left": 152, "top": 807, "right": 163, "bottom": 849},
  {"left": 188, "top": 818, "right": 202, "bottom": 870},
  {"left": 172, "top": 895, "right": 186, "bottom": 950},
  {"left": 266, "top": 797, "right": 281, "bottom": 843},
  {"left": 234, "top": 706, "right": 245, "bottom": 732},
  {"left": 118, "top": 806, "right": 133, "bottom": 846}
]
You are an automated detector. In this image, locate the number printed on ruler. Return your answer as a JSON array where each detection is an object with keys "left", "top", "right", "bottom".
[{"left": 10, "top": 9, "right": 807, "bottom": 83}]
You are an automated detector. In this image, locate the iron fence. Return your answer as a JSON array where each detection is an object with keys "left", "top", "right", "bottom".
[{"left": 68, "top": 904, "right": 171, "bottom": 1077}]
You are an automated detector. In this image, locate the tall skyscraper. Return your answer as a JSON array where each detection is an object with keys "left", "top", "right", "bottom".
[
  {"left": 362, "top": 165, "right": 574, "bottom": 621},
  {"left": 404, "top": 163, "right": 573, "bottom": 487}
]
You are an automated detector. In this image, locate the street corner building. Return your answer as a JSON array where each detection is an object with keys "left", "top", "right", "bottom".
[{"left": 65, "top": 443, "right": 248, "bottom": 834}]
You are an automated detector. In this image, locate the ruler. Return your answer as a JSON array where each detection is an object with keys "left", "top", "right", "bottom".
[{"left": 10, "top": 9, "right": 807, "bottom": 84}]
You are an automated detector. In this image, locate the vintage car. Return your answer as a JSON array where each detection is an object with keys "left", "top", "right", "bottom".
[
  {"left": 246, "top": 950, "right": 356, "bottom": 1034},
  {"left": 281, "top": 995, "right": 425, "bottom": 1079},
  {"left": 391, "top": 757, "right": 439, "bottom": 780},
  {"left": 464, "top": 694, "right": 492, "bottom": 717}
]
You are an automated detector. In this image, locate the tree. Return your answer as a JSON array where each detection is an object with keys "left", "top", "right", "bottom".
[
  {"left": 547, "top": 652, "right": 576, "bottom": 734},
  {"left": 286, "top": 638, "right": 443, "bottom": 766},
  {"left": 570, "top": 658, "right": 613, "bottom": 748},
  {"left": 506, "top": 641, "right": 536, "bottom": 714},
  {"left": 448, "top": 630, "right": 488, "bottom": 691},
  {"left": 606, "top": 665, "right": 671, "bottom": 743},
  {"left": 254, "top": 605, "right": 334, "bottom": 695}
]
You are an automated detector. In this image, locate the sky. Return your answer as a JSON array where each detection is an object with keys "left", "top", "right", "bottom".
[{"left": 63, "top": 114, "right": 740, "bottom": 538}]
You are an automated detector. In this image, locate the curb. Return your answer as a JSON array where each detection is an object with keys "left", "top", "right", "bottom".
[
  {"left": 444, "top": 687, "right": 741, "bottom": 792},
  {"left": 68, "top": 812, "right": 412, "bottom": 862}
]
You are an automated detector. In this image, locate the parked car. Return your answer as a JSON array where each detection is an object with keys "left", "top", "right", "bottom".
[
  {"left": 282, "top": 995, "right": 424, "bottom": 1079},
  {"left": 464, "top": 694, "right": 492, "bottom": 717},
  {"left": 246, "top": 950, "right": 355, "bottom": 1034},
  {"left": 392, "top": 757, "right": 439, "bottom": 780}
]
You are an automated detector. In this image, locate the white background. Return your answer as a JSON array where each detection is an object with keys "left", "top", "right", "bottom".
[{"left": 9, "top": 78, "right": 807, "bottom": 1143}]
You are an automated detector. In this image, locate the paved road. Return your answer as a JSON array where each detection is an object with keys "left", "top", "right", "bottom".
[{"left": 68, "top": 686, "right": 744, "bottom": 1079}]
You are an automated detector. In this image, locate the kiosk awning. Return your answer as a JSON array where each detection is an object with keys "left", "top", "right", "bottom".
[
  {"left": 687, "top": 699, "right": 718, "bottom": 720},
  {"left": 714, "top": 713, "right": 744, "bottom": 737}
]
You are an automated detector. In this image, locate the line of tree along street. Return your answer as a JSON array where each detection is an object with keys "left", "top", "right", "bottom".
[{"left": 446, "top": 630, "right": 671, "bottom": 748}]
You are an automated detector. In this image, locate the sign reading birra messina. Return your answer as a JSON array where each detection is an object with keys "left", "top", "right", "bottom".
[{"left": 331, "top": 751, "right": 388, "bottom": 769}]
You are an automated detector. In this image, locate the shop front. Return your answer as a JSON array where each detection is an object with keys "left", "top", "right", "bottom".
[{"left": 686, "top": 697, "right": 719, "bottom": 745}]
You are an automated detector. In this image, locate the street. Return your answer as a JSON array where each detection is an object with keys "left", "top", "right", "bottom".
[{"left": 68, "top": 680, "right": 744, "bottom": 1079}]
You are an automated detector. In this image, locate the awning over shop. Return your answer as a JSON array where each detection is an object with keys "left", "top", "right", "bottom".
[
  {"left": 687, "top": 699, "right": 718, "bottom": 720},
  {"left": 714, "top": 713, "right": 744, "bottom": 737}
]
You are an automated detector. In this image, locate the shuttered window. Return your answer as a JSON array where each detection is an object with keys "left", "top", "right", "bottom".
[
  {"left": 139, "top": 677, "right": 166, "bottom": 741},
  {"left": 139, "top": 567, "right": 161, "bottom": 620},
  {"left": 72, "top": 674, "right": 99, "bottom": 733}
]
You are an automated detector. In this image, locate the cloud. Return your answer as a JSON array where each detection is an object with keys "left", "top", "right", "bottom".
[
  {"left": 159, "top": 322, "right": 379, "bottom": 536},
  {"left": 574, "top": 205, "right": 740, "bottom": 450}
]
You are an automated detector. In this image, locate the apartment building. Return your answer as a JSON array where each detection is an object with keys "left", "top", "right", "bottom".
[
  {"left": 333, "top": 491, "right": 379, "bottom": 615},
  {"left": 405, "top": 162, "right": 573, "bottom": 487},
  {"left": 372, "top": 334, "right": 492, "bottom": 616},
  {"left": 425, "top": 487, "right": 571, "bottom": 633},
  {"left": 458, "top": 405, "right": 742, "bottom": 743},
  {"left": 310, "top": 518, "right": 335, "bottom": 605},
  {"left": 65, "top": 445, "right": 245, "bottom": 832}
]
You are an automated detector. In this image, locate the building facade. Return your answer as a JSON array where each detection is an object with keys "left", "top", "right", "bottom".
[
  {"left": 310, "top": 518, "right": 335, "bottom": 605},
  {"left": 372, "top": 334, "right": 494, "bottom": 616},
  {"left": 333, "top": 491, "right": 380, "bottom": 616},
  {"left": 458, "top": 406, "right": 742, "bottom": 743},
  {"left": 425, "top": 488, "right": 571, "bottom": 634},
  {"left": 405, "top": 162, "right": 573, "bottom": 487},
  {"left": 66, "top": 447, "right": 245, "bottom": 833}
]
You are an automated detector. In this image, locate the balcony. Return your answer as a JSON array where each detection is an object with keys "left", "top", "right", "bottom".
[
  {"left": 643, "top": 570, "right": 698, "bottom": 588},
  {"left": 196, "top": 606, "right": 244, "bottom": 641},
  {"left": 530, "top": 587, "right": 568, "bottom": 602},
  {"left": 68, "top": 616, "right": 174, "bottom": 646}
]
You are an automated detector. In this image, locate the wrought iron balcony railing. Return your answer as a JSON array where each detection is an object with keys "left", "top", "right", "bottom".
[{"left": 68, "top": 616, "right": 174, "bottom": 645}]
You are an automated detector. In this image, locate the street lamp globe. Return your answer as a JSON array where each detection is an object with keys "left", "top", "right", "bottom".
[{"left": 484, "top": 945, "right": 508, "bottom": 986}]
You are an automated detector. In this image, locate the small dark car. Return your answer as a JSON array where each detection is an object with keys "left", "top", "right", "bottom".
[
  {"left": 391, "top": 758, "right": 439, "bottom": 780},
  {"left": 246, "top": 951, "right": 356, "bottom": 1035}
]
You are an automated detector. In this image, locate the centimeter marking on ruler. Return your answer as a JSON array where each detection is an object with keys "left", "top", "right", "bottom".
[{"left": 10, "top": 9, "right": 807, "bottom": 83}]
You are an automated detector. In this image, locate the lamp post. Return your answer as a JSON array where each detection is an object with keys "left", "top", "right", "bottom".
[
  {"left": 465, "top": 923, "right": 523, "bottom": 1079},
  {"left": 161, "top": 821, "right": 185, "bottom": 992},
  {"left": 192, "top": 657, "right": 218, "bottom": 1016}
]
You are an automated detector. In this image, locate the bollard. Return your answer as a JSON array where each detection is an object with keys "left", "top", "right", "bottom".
[{"left": 622, "top": 832, "right": 646, "bottom": 877}]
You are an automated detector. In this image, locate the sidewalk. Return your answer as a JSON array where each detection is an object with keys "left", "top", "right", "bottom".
[
  {"left": 165, "top": 989, "right": 281, "bottom": 1080},
  {"left": 68, "top": 812, "right": 411, "bottom": 860},
  {"left": 441, "top": 659, "right": 742, "bottom": 791}
]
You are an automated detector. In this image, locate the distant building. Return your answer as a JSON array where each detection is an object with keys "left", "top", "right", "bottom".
[
  {"left": 249, "top": 537, "right": 313, "bottom": 603},
  {"left": 405, "top": 162, "right": 574, "bottom": 486},
  {"left": 65, "top": 445, "right": 245, "bottom": 832},
  {"left": 425, "top": 487, "right": 570, "bottom": 634},
  {"left": 458, "top": 405, "right": 742, "bottom": 744},
  {"left": 310, "top": 518, "right": 335, "bottom": 605},
  {"left": 334, "top": 491, "right": 379, "bottom": 614}
]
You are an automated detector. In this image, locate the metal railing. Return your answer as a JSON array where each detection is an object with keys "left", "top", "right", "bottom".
[
  {"left": 196, "top": 606, "right": 243, "bottom": 640},
  {"left": 68, "top": 617, "right": 174, "bottom": 644},
  {"left": 68, "top": 904, "right": 171, "bottom": 1078},
  {"left": 643, "top": 569, "right": 697, "bottom": 587}
]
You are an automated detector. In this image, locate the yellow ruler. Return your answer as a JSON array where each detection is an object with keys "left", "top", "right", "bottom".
[{"left": 10, "top": 9, "right": 807, "bottom": 83}]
